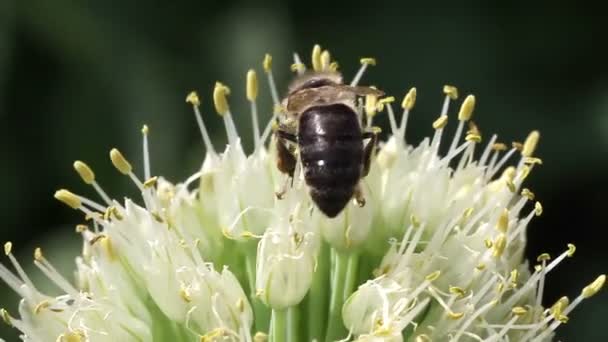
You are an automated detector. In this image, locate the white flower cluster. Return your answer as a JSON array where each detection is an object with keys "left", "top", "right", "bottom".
[{"left": 0, "top": 45, "right": 604, "bottom": 342}]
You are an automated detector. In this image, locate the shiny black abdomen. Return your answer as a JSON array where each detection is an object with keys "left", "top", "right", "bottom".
[{"left": 298, "top": 104, "right": 363, "bottom": 217}]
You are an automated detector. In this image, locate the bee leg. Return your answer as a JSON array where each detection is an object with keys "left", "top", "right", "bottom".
[
  {"left": 275, "top": 131, "right": 297, "bottom": 199},
  {"left": 353, "top": 183, "right": 366, "bottom": 207},
  {"left": 361, "top": 128, "right": 379, "bottom": 177}
]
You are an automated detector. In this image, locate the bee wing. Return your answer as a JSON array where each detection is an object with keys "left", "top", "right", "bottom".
[
  {"left": 286, "top": 85, "right": 383, "bottom": 113},
  {"left": 334, "top": 85, "right": 385, "bottom": 97}
]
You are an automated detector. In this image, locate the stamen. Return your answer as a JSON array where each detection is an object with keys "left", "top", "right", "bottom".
[
  {"left": 213, "top": 82, "right": 239, "bottom": 147},
  {"left": 142, "top": 125, "right": 151, "bottom": 180},
  {"left": 110, "top": 148, "right": 145, "bottom": 194},
  {"left": 263, "top": 54, "right": 280, "bottom": 105},
  {"left": 399, "top": 87, "right": 416, "bottom": 140},
  {"left": 350, "top": 57, "right": 376, "bottom": 86},
  {"left": 247, "top": 69, "right": 261, "bottom": 149},
  {"left": 522, "top": 130, "right": 540, "bottom": 158},
  {"left": 479, "top": 134, "right": 498, "bottom": 167},
  {"left": 320, "top": 50, "right": 331, "bottom": 71},
  {"left": 384, "top": 103, "right": 399, "bottom": 135},
  {"left": 54, "top": 189, "right": 82, "bottom": 209},
  {"left": 33, "top": 248, "right": 79, "bottom": 297},
  {"left": 292, "top": 53, "right": 306, "bottom": 74},
  {"left": 73, "top": 161, "right": 112, "bottom": 205},
  {"left": 186, "top": 91, "right": 216, "bottom": 156},
  {"left": 447, "top": 95, "right": 476, "bottom": 158},
  {"left": 3, "top": 242, "right": 40, "bottom": 300}
]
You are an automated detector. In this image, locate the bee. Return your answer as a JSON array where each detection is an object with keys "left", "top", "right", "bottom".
[{"left": 274, "top": 71, "right": 383, "bottom": 217}]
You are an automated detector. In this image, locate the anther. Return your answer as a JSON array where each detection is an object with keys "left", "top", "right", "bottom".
[
  {"left": 0, "top": 308, "right": 11, "bottom": 326},
  {"left": 443, "top": 85, "right": 459, "bottom": 100},
  {"left": 360, "top": 57, "right": 377, "bottom": 66},
  {"left": 110, "top": 148, "right": 132, "bottom": 175},
  {"left": 512, "top": 141, "right": 523, "bottom": 151},
  {"left": 75, "top": 224, "right": 87, "bottom": 233},
  {"left": 448, "top": 311, "right": 465, "bottom": 320},
  {"left": 213, "top": 82, "right": 230, "bottom": 116},
  {"left": 320, "top": 50, "right": 331, "bottom": 70},
  {"left": 458, "top": 95, "right": 476, "bottom": 121},
  {"left": 449, "top": 286, "right": 465, "bottom": 298},
  {"left": 263, "top": 54, "right": 272, "bottom": 73},
  {"left": 247, "top": 69, "right": 258, "bottom": 101},
  {"left": 492, "top": 142, "right": 508, "bottom": 151},
  {"left": 534, "top": 201, "right": 543, "bottom": 216},
  {"left": 521, "top": 188, "right": 535, "bottom": 200},
  {"left": 511, "top": 306, "right": 528, "bottom": 316},
  {"left": 537, "top": 253, "right": 551, "bottom": 262},
  {"left": 582, "top": 274, "right": 606, "bottom": 298},
  {"left": 186, "top": 91, "right": 201, "bottom": 106},
  {"left": 34, "top": 247, "right": 42, "bottom": 261},
  {"left": 402, "top": 87, "right": 417, "bottom": 110},
  {"left": 4, "top": 242, "right": 12, "bottom": 255},
  {"left": 290, "top": 63, "right": 305, "bottom": 73},
  {"left": 522, "top": 130, "right": 540, "bottom": 157},
  {"left": 54, "top": 189, "right": 82, "bottom": 209},
  {"left": 492, "top": 234, "right": 507, "bottom": 258},
  {"left": 73, "top": 161, "right": 95, "bottom": 184},
  {"left": 329, "top": 61, "right": 339, "bottom": 71},
  {"left": 567, "top": 243, "right": 576, "bottom": 257},
  {"left": 432, "top": 115, "right": 448, "bottom": 130},
  {"left": 312, "top": 44, "right": 322, "bottom": 71},
  {"left": 497, "top": 208, "right": 509, "bottom": 233},
  {"left": 365, "top": 93, "right": 378, "bottom": 117}
]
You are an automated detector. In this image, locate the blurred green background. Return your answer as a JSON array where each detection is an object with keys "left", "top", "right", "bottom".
[{"left": 1, "top": 0, "right": 607, "bottom": 340}]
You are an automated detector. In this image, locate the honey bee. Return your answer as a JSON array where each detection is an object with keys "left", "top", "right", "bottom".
[{"left": 274, "top": 71, "right": 383, "bottom": 217}]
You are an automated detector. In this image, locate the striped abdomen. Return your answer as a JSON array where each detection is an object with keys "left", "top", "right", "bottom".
[{"left": 298, "top": 104, "right": 363, "bottom": 217}]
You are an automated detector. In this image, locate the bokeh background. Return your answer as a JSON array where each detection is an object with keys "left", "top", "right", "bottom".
[{"left": 1, "top": 0, "right": 607, "bottom": 340}]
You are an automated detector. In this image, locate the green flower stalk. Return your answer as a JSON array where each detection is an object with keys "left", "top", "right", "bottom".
[{"left": 0, "top": 45, "right": 604, "bottom": 342}]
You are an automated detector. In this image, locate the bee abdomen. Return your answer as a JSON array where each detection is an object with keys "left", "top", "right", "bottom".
[{"left": 298, "top": 104, "right": 363, "bottom": 217}]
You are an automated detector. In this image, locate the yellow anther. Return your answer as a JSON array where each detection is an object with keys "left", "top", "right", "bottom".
[
  {"left": 449, "top": 286, "right": 465, "bottom": 298},
  {"left": 75, "top": 224, "right": 87, "bottom": 233},
  {"left": 142, "top": 124, "right": 149, "bottom": 135},
  {"left": 371, "top": 126, "right": 382, "bottom": 134},
  {"left": 448, "top": 311, "right": 464, "bottom": 319},
  {"left": 360, "top": 57, "right": 376, "bottom": 66},
  {"left": 524, "top": 157, "right": 543, "bottom": 165},
  {"left": 522, "top": 130, "right": 540, "bottom": 157},
  {"left": 401, "top": 87, "right": 417, "bottom": 110},
  {"left": 365, "top": 93, "right": 378, "bottom": 117},
  {"left": 110, "top": 148, "right": 132, "bottom": 175},
  {"left": 534, "top": 264, "right": 542, "bottom": 272},
  {"left": 290, "top": 63, "right": 305, "bottom": 73},
  {"left": 465, "top": 133, "right": 482, "bottom": 143},
  {"left": 329, "top": 61, "right": 339, "bottom": 71},
  {"left": 311, "top": 44, "right": 322, "bottom": 71},
  {"left": 467, "top": 121, "right": 480, "bottom": 136},
  {"left": 510, "top": 269, "right": 519, "bottom": 284},
  {"left": 378, "top": 96, "right": 395, "bottom": 105},
  {"left": 443, "top": 85, "right": 459, "bottom": 100},
  {"left": 54, "top": 189, "right": 82, "bottom": 209},
  {"left": 253, "top": 332, "right": 268, "bottom": 342},
  {"left": 484, "top": 238, "right": 493, "bottom": 248},
  {"left": 143, "top": 176, "right": 158, "bottom": 188},
  {"left": 213, "top": 82, "right": 230, "bottom": 116},
  {"left": 432, "top": 115, "right": 448, "bottom": 129},
  {"left": 410, "top": 215, "right": 421, "bottom": 228},
  {"left": 497, "top": 282, "right": 505, "bottom": 293},
  {"left": 512, "top": 141, "right": 523, "bottom": 151},
  {"left": 34, "top": 300, "right": 50, "bottom": 314},
  {"left": 185, "top": 91, "right": 200, "bottom": 106},
  {"left": 492, "top": 142, "right": 508, "bottom": 151},
  {"left": 537, "top": 253, "right": 551, "bottom": 262},
  {"left": 61, "top": 331, "right": 85, "bottom": 342},
  {"left": 179, "top": 286, "right": 192, "bottom": 302},
  {"left": 512, "top": 306, "right": 528, "bottom": 316},
  {"left": 425, "top": 270, "right": 441, "bottom": 281},
  {"left": 1, "top": 308, "right": 11, "bottom": 326},
  {"left": 236, "top": 298, "right": 245, "bottom": 313},
  {"left": 506, "top": 179, "right": 516, "bottom": 193},
  {"left": 73, "top": 161, "right": 95, "bottom": 184},
  {"left": 534, "top": 201, "right": 543, "bottom": 216},
  {"left": 497, "top": 208, "right": 509, "bottom": 233},
  {"left": 557, "top": 314, "right": 570, "bottom": 323},
  {"left": 567, "top": 243, "right": 576, "bottom": 257},
  {"left": 321, "top": 50, "right": 331, "bottom": 70},
  {"left": 550, "top": 296, "right": 569, "bottom": 317},
  {"left": 4, "top": 242, "right": 12, "bottom": 255},
  {"left": 521, "top": 188, "right": 535, "bottom": 200},
  {"left": 263, "top": 54, "right": 272, "bottom": 73},
  {"left": 34, "top": 247, "right": 43, "bottom": 261},
  {"left": 458, "top": 95, "right": 476, "bottom": 121},
  {"left": 476, "top": 263, "right": 486, "bottom": 270},
  {"left": 110, "top": 206, "right": 123, "bottom": 220},
  {"left": 582, "top": 274, "right": 606, "bottom": 298},
  {"left": 492, "top": 234, "right": 507, "bottom": 258},
  {"left": 502, "top": 167, "right": 516, "bottom": 181},
  {"left": 463, "top": 207, "right": 474, "bottom": 219},
  {"left": 246, "top": 69, "right": 258, "bottom": 101}
]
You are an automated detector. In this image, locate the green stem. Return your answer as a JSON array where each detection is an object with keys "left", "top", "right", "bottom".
[
  {"left": 287, "top": 306, "right": 299, "bottom": 342},
  {"left": 271, "top": 309, "right": 287, "bottom": 342},
  {"left": 343, "top": 253, "right": 360, "bottom": 301},
  {"left": 325, "top": 250, "right": 352, "bottom": 342},
  {"left": 308, "top": 242, "right": 330, "bottom": 342},
  {"left": 245, "top": 247, "right": 270, "bottom": 333}
]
